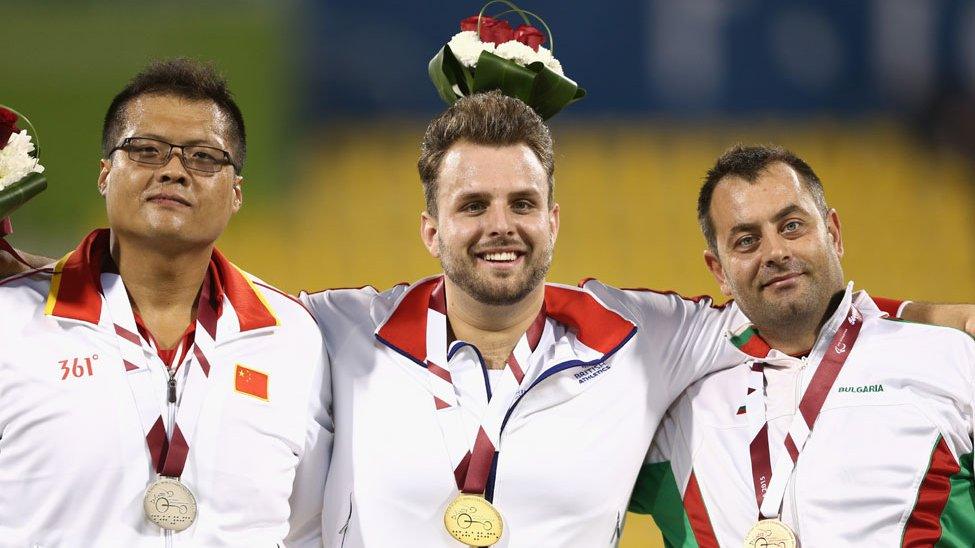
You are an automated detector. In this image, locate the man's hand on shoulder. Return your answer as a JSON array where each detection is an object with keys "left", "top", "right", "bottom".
[
  {"left": 900, "top": 302, "right": 975, "bottom": 337},
  {"left": 0, "top": 244, "right": 53, "bottom": 278}
]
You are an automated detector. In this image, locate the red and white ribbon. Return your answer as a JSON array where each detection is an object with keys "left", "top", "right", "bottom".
[
  {"left": 424, "top": 280, "right": 547, "bottom": 495},
  {"left": 745, "top": 303, "right": 864, "bottom": 519},
  {"left": 102, "top": 270, "right": 219, "bottom": 479}
]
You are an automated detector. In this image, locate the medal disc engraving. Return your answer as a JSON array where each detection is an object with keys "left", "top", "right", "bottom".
[
  {"left": 744, "top": 519, "right": 798, "bottom": 548},
  {"left": 144, "top": 477, "right": 197, "bottom": 532},
  {"left": 444, "top": 494, "right": 503, "bottom": 546}
]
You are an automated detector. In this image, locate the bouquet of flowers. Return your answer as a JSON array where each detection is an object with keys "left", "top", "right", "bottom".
[
  {"left": 0, "top": 105, "right": 46, "bottom": 236},
  {"left": 428, "top": 0, "right": 585, "bottom": 120}
]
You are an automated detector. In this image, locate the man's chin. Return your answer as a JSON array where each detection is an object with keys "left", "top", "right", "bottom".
[
  {"left": 764, "top": 297, "right": 816, "bottom": 321},
  {"left": 117, "top": 221, "right": 218, "bottom": 251},
  {"left": 452, "top": 273, "right": 538, "bottom": 306},
  {"left": 474, "top": 279, "right": 531, "bottom": 305}
]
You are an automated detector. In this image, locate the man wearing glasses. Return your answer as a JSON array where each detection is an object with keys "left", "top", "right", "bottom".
[{"left": 0, "top": 59, "right": 331, "bottom": 546}]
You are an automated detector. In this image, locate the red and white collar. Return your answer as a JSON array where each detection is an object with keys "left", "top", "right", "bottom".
[
  {"left": 729, "top": 283, "right": 876, "bottom": 360},
  {"left": 44, "top": 228, "right": 277, "bottom": 332},
  {"left": 375, "top": 275, "right": 637, "bottom": 367}
]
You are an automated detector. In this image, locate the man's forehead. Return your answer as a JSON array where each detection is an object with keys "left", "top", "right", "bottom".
[
  {"left": 712, "top": 164, "right": 813, "bottom": 223},
  {"left": 441, "top": 142, "right": 539, "bottom": 171},
  {"left": 122, "top": 94, "right": 229, "bottom": 146},
  {"left": 719, "top": 164, "right": 805, "bottom": 201}
]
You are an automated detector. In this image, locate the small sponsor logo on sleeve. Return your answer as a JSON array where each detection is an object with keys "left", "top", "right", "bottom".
[{"left": 574, "top": 363, "right": 611, "bottom": 384}]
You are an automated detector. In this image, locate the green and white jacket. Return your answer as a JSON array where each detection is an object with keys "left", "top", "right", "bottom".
[{"left": 631, "top": 287, "right": 975, "bottom": 547}]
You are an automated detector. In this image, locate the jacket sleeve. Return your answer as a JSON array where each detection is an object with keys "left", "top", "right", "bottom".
[
  {"left": 284, "top": 328, "right": 333, "bottom": 547},
  {"left": 583, "top": 281, "right": 745, "bottom": 402}
]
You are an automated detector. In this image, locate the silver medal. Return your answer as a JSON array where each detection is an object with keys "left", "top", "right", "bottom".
[{"left": 144, "top": 477, "right": 197, "bottom": 531}]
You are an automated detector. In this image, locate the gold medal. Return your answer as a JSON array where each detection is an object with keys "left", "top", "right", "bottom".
[
  {"left": 444, "top": 493, "right": 503, "bottom": 546},
  {"left": 744, "top": 519, "right": 798, "bottom": 548},
  {"left": 143, "top": 477, "right": 197, "bottom": 532}
]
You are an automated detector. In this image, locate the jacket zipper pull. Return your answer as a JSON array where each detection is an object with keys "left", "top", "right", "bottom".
[{"left": 168, "top": 373, "right": 177, "bottom": 403}]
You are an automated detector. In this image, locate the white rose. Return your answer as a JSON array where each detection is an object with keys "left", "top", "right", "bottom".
[
  {"left": 545, "top": 57, "right": 564, "bottom": 76},
  {"left": 0, "top": 130, "right": 45, "bottom": 191},
  {"left": 491, "top": 41, "right": 565, "bottom": 76},
  {"left": 534, "top": 46, "right": 554, "bottom": 64},
  {"left": 493, "top": 40, "right": 537, "bottom": 66},
  {"left": 447, "top": 31, "right": 495, "bottom": 68}
]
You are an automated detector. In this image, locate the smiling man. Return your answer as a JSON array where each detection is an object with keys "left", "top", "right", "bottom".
[
  {"left": 0, "top": 60, "right": 331, "bottom": 546},
  {"left": 300, "top": 91, "right": 768, "bottom": 547},
  {"left": 631, "top": 145, "right": 975, "bottom": 547}
]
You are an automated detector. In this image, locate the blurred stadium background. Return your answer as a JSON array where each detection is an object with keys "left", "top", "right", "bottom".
[{"left": 4, "top": 1, "right": 975, "bottom": 545}]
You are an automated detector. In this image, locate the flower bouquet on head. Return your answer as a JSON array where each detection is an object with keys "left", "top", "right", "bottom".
[
  {"left": 429, "top": 0, "right": 585, "bottom": 120},
  {"left": 0, "top": 105, "right": 46, "bottom": 237}
]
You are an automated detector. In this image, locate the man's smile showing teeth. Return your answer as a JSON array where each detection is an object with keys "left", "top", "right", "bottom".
[{"left": 481, "top": 251, "right": 518, "bottom": 262}]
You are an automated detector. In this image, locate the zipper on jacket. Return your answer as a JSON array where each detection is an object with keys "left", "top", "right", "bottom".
[
  {"left": 165, "top": 366, "right": 177, "bottom": 548},
  {"left": 338, "top": 493, "right": 353, "bottom": 547}
]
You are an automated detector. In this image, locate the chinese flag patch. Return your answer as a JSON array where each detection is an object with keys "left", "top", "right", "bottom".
[{"left": 235, "top": 364, "right": 268, "bottom": 400}]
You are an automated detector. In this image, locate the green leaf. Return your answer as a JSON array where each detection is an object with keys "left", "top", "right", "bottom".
[
  {"left": 442, "top": 45, "right": 474, "bottom": 96},
  {"left": 526, "top": 62, "right": 581, "bottom": 120},
  {"left": 0, "top": 172, "right": 48, "bottom": 220},
  {"left": 428, "top": 46, "right": 460, "bottom": 105},
  {"left": 472, "top": 51, "right": 536, "bottom": 103}
]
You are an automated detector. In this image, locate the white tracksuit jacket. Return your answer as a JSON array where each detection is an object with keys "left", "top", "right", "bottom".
[
  {"left": 0, "top": 229, "right": 332, "bottom": 547},
  {"left": 631, "top": 287, "right": 975, "bottom": 547},
  {"left": 302, "top": 275, "right": 744, "bottom": 547}
]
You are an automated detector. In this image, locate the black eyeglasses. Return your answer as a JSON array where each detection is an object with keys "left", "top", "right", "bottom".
[{"left": 111, "top": 137, "right": 238, "bottom": 173}]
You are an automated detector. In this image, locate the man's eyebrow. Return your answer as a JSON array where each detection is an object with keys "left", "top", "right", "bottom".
[
  {"left": 771, "top": 204, "right": 806, "bottom": 223},
  {"left": 134, "top": 134, "right": 220, "bottom": 147},
  {"left": 508, "top": 188, "right": 543, "bottom": 200},
  {"left": 728, "top": 221, "right": 759, "bottom": 236},
  {"left": 453, "top": 190, "right": 491, "bottom": 202}
]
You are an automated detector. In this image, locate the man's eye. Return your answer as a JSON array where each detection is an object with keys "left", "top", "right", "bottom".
[
  {"left": 736, "top": 235, "right": 757, "bottom": 248},
  {"left": 463, "top": 202, "right": 485, "bottom": 213},
  {"left": 192, "top": 150, "right": 219, "bottom": 162},
  {"left": 135, "top": 146, "right": 161, "bottom": 155},
  {"left": 512, "top": 200, "right": 534, "bottom": 211},
  {"left": 783, "top": 220, "right": 801, "bottom": 232}
]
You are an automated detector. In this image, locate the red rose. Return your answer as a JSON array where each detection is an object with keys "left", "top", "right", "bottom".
[
  {"left": 460, "top": 15, "right": 495, "bottom": 32},
  {"left": 514, "top": 24, "right": 545, "bottom": 51},
  {"left": 0, "top": 107, "right": 18, "bottom": 149},
  {"left": 478, "top": 18, "right": 514, "bottom": 45}
]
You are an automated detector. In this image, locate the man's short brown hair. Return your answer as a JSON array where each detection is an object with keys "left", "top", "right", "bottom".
[
  {"left": 698, "top": 144, "right": 828, "bottom": 251},
  {"left": 418, "top": 91, "right": 554, "bottom": 216},
  {"left": 102, "top": 58, "right": 246, "bottom": 173}
]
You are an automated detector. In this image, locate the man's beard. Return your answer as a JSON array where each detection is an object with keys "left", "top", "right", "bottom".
[
  {"left": 736, "top": 256, "right": 842, "bottom": 338},
  {"left": 439, "top": 238, "right": 553, "bottom": 306}
]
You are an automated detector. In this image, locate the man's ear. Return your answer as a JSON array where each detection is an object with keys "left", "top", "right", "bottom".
[
  {"left": 704, "top": 248, "right": 733, "bottom": 297},
  {"left": 420, "top": 211, "right": 440, "bottom": 258},
  {"left": 97, "top": 159, "right": 111, "bottom": 196},
  {"left": 826, "top": 208, "right": 843, "bottom": 258},
  {"left": 231, "top": 175, "right": 243, "bottom": 213},
  {"left": 548, "top": 202, "right": 560, "bottom": 245}
]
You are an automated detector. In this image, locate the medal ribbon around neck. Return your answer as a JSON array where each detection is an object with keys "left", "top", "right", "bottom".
[
  {"left": 424, "top": 280, "right": 547, "bottom": 497},
  {"left": 102, "top": 270, "right": 219, "bottom": 479},
  {"left": 746, "top": 304, "right": 864, "bottom": 519}
]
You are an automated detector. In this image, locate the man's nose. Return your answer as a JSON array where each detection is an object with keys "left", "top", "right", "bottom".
[
  {"left": 157, "top": 150, "right": 190, "bottom": 185},
  {"left": 762, "top": 232, "right": 792, "bottom": 266},
  {"left": 486, "top": 205, "right": 516, "bottom": 237}
]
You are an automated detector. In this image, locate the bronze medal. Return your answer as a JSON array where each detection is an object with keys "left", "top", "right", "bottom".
[
  {"left": 744, "top": 518, "right": 798, "bottom": 548},
  {"left": 144, "top": 477, "right": 197, "bottom": 532},
  {"left": 444, "top": 493, "right": 504, "bottom": 546}
]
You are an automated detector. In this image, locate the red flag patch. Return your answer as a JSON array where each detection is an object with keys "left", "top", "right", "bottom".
[{"left": 235, "top": 364, "right": 268, "bottom": 400}]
